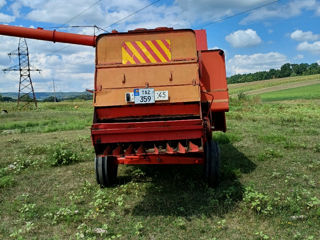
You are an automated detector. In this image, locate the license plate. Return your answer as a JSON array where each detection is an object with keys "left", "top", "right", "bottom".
[
  {"left": 134, "top": 88, "right": 155, "bottom": 104},
  {"left": 155, "top": 91, "right": 169, "bottom": 101}
]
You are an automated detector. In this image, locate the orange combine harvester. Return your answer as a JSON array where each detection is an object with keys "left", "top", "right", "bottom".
[{"left": 0, "top": 25, "right": 229, "bottom": 187}]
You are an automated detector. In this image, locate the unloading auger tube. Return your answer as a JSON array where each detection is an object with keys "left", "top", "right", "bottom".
[
  {"left": 0, "top": 24, "right": 229, "bottom": 188},
  {"left": 0, "top": 24, "right": 96, "bottom": 46}
]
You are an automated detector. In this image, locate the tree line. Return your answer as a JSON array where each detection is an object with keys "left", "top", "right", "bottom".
[
  {"left": 227, "top": 62, "right": 320, "bottom": 84},
  {"left": 0, "top": 93, "right": 92, "bottom": 102}
]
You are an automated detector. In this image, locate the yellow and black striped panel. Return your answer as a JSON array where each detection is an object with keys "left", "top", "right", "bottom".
[{"left": 122, "top": 39, "right": 171, "bottom": 64}]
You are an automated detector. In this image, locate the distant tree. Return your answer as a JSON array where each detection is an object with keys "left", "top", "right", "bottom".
[
  {"left": 42, "top": 96, "right": 59, "bottom": 102},
  {"left": 19, "top": 94, "right": 33, "bottom": 102},
  {"left": 307, "top": 63, "right": 320, "bottom": 75},
  {"left": 0, "top": 94, "right": 15, "bottom": 102},
  {"left": 280, "top": 63, "right": 292, "bottom": 78},
  {"left": 227, "top": 61, "right": 320, "bottom": 84}
]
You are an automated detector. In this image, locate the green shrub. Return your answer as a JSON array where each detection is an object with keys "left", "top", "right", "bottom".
[
  {"left": 0, "top": 175, "right": 15, "bottom": 188},
  {"left": 49, "top": 143, "right": 79, "bottom": 166},
  {"left": 237, "top": 91, "right": 248, "bottom": 101},
  {"left": 243, "top": 186, "right": 273, "bottom": 215}
]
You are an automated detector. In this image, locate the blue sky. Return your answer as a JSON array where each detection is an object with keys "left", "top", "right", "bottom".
[{"left": 0, "top": 0, "right": 320, "bottom": 92}]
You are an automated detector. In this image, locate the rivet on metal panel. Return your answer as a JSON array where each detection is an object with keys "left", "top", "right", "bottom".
[
  {"left": 122, "top": 74, "right": 126, "bottom": 84},
  {"left": 192, "top": 79, "right": 196, "bottom": 86},
  {"left": 169, "top": 72, "right": 173, "bottom": 81}
]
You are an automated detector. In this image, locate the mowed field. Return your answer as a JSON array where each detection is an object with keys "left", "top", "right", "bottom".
[{"left": 1, "top": 76, "right": 320, "bottom": 239}]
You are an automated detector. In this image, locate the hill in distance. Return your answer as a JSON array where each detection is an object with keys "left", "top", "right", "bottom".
[{"left": 0, "top": 92, "right": 90, "bottom": 100}]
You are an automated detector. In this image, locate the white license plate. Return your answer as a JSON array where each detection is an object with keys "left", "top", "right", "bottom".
[
  {"left": 126, "top": 90, "right": 169, "bottom": 103},
  {"left": 155, "top": 91, "right": 169, "bottom": 101},
  {"left": 134, "top": 88, "right": 155, "bottom": 104}
]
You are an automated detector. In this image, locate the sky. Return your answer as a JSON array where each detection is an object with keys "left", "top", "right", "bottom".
[{"left": 0, "top": 0, "right": 320, "bottom": 92}]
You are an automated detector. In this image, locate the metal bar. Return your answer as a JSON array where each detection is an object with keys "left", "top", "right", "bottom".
[
  {"left": 95, "top": 103, "right": 200, "bottom": 120},
  {"left": 95, "top": 59, "right": 198, "bottom": 69},
  {"left": 117, "top": 155, "right": 204, "bottom": 165},
  {"left": 92, "top": 119, "right": 202, "bottom": 129}
]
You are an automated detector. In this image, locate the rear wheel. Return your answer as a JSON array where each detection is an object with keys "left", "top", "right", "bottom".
[
  {"left": 204, "top": 140, "right": 220, "bottom": 187},
  {"left": 95, "top": 155, "right": 118, "bottom": 187}
]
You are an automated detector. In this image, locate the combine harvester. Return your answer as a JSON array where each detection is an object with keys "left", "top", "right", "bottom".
[{"left": 0, "top": 25, "right": 229, "bottom": 187}]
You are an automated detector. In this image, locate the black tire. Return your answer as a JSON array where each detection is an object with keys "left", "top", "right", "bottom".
[
  {"left": 95, "top": 156, "right": 118, "bottom": 187},
  {"left": 204, "top": 140, "right": 220, "bottom": 187}
]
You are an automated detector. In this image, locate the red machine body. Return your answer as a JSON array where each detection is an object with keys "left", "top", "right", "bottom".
[{"left": 0, "top": 25, "right": 229, "bottom": 187}]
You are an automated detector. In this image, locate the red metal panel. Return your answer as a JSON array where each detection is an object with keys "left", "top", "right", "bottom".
[
  {"left": 117, "top": 155, "right": 204, "bottom": 165},
  {"left": 194, "top": 30, "right": 208, "bottom": 51},
  {"left": 200, "top": 50, "right": 229, "bottom": 112},
  {"left": 95, "top": 102, "right": 200, "bottom": 120},
  {"left": 91, "top": 119, "right": 203, "bottom": 144},
  {"left": 92, "top": 119, "right": 202, "bottom": 129}
]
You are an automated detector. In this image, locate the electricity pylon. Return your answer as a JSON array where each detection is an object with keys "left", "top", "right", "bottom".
[{"left": 3, "top": 38, "right": 40, "bottom": 108}]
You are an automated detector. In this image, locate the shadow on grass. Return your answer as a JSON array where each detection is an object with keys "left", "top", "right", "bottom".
[{"left": 128, "top": 143, "right": 256, "bottom": 217}]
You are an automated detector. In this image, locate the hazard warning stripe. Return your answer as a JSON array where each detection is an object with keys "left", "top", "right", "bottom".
[{"left": 122, "top": 39, "right": 171, "bottom": 64}]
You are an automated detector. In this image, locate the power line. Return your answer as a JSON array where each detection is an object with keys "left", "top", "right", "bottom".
[
  {"left": 199, "top": 0, "right": 279, "bottom": 28},
  {"left": 57, "top": 0, "right": 104, "bottom": 28},
  {"left": 48, "top": 25, "right": 107, "bottom": 32},
  {"left": 48, "top": 0, "right": 162, "bottom": 56},
  {"left": 103, "top": 0, "right": 161, "bottom": 30}
]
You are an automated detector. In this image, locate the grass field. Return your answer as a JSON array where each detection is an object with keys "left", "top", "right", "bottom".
[
  {"left": 1, "top": 85, "right": 320, "bottom": 239},
  {"left": 260, "top": 84, "right": 320, "bottom": 101},
  {"left": 229, "top": 74, "right": 320, "bottom": 96}
]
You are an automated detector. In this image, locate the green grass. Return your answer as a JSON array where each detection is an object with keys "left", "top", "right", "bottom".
[
  {"left": 228, "top": 74, "right": 320, "bottom": 96},
  {"left": 260, "top": 84, "right": 320, "bottom": 101},
  {"left": 0, "top": 97, "right": 320, "bottom": 239},
  {"left": 0, "top": 101, "right": 93, "bottom": 134}
]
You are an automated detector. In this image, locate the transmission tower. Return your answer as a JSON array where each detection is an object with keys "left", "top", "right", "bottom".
[{"left": 3, "top": 38, "right": 40, "bottom": 108}]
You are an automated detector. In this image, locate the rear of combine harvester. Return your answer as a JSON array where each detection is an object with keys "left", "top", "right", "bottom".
[
  {"left": 91, "top": 28, "right": 229, "bottom": 187},
  {"left": 0, "top": 25, "right": 229, "bottom": 187}
]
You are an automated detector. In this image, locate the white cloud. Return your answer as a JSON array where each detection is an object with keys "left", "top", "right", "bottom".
[
  {"left": 227, "top": 52, "right": 287, "bottom": 75},
  {"left": 241, "top": 0, "right": 319, "bottom": 24},
  {"left": 0, "top": 0, "right": 6, "bottom": 9},
  {"left": 297, "top": 41, "right": 320, "bottom": 54},
  {"left": 225, "top": 29, "right": 261, "bottom": 48},
  {"left": 0, "top": 35, "right": 95, "bottom": 92},
  {"left": 0, "top": 12, "right": 15, "bottom": 23},
  {"left": 9, "top": 0, "right": 188, "bottom": 31},
  {"left": 317, "top": 60, "right": 320, "bottom": 65},
  {"left": 291, "top": 30, "right": 320, "bottom": 42}
]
